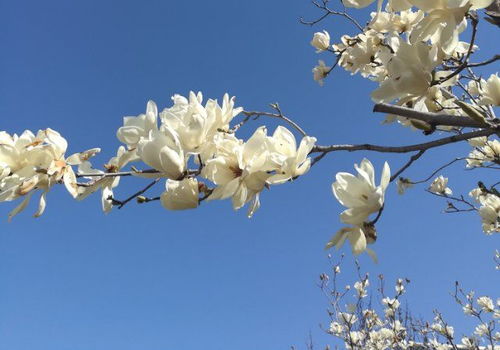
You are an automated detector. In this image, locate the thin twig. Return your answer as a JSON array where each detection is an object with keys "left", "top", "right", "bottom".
[
  {"left": 390, "top": 150, "right": 426, "bottom": 182},
  {"left": 242, "top": 106, "right": 308, "bottom": 137},
  {"left": 115, "top": 178, "right": 161, "bottom": 209}
]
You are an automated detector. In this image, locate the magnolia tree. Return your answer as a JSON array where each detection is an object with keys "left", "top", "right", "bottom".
[{"left": 1, "top": 0, "right": 499, "bottom": 348}]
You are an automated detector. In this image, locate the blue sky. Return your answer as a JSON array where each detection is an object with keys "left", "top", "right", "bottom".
[{"left": 0, "top": 1, "right": 498, "bottom": 349}]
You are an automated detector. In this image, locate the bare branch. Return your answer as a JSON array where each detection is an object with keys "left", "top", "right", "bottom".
[{"left": 312, "top": 128, "right": 498, "bottom": 155}]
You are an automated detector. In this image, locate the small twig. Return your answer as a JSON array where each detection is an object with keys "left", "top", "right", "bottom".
[
  {"left": 465, "top": 54, "right": 500, "bottom": 68},
  {"left": 116, "top": 178, "right": 161, "bottom": 209},
  {"left": 300, "top": 0, "right": 364, "bottom": 32},
  {"left": 390, "top": 150, "right": 426, "bottom": 182},
  {"left": 242, "top": 106, "right": 308, "bottom": 137}
]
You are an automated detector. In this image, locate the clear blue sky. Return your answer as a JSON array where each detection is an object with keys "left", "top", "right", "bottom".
[{"left": 0, "top": 1, "right": 498, "bottom": 349}]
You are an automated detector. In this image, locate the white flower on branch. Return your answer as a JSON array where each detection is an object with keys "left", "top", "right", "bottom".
[
  {"left": 332, "top": 158, "right": 390, "bottom": 226},
  {"left": 266, "top": 126, "right": 316, "bottom": 185},
  {"left": 0, "top": 128, "right": 95, "bottom": 220},
  {"left": 325, "top": 224, "right": 378, "bottom": 262},
  {"left": 117, "top": 100, "right": 158, "bottom": 150},
  {"left": 202, "top": 128, "right": 272, "bottom": 218},
  {"left": 312, "top": 60, "right": 331, "bottom": 86},
  {"left": 160, "top": 178, "right": 199, "bottom": 211},
  {"left": 137, "top": 128, "right": 186, "bottom": 180},
  {"left": 429, "top": 175, "right": 453, "bottom": 196},
  {"left": 477, "top": 296, "right": 495, "bottom": 312},
  {"left": 477, "top": 73, "right": 500, "bottom": 106},
  {"left": 160, "top": 92, "right": 242, "bottom": 154},
  {"left": 311, "top": 30, "right": 330, "bottom": 52}
]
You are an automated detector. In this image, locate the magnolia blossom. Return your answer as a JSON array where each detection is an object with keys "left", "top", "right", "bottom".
[
  {"left": 466, "top": 139, "right": 500, "bottom": 168},
  {"left": 372, "top": 39, "right": 440, "bottom": 102},
  {"left": 0, "top": 128, "right": 96, "bottom": 220},
  {"left": 429, "top": 176, "right": 452, "bottom": 195},
  {"left": 160, "top": 91, "right": 243, "bottom": 154},
  {"left": 311, "top": 30, "right": 331, "bottom": 52},
  {"left": 160, "top": 178, "right": 199, "bottom": 210},
  {"left": 326, "top": 225, "right": 378, "bottom": 261},
  {"left": 396, "top": 177, "right": 413, "bottom": 195},
  {"left": 117, "top": 100, "right": 158, "bottom": 150},
  {"left": 202, "top": 129, "right": 272, "bottom": 217},
  {"left": 477, "top": 73, "right": 500, "bottom": 106},
  {"left": 266, "top": 126, "right": 316, "bottom": 185},
  {"left": 332, "top": 158, "right": 390, "bottom": 225},
  {"left": 478, "top": 194, "right": 500, "bottom": 234},
  {"left": 312, "top": 60, "right": 331, "bottom": 86},
  {"left": 137, "top": 128, "right": 186, "bottom": 180}
]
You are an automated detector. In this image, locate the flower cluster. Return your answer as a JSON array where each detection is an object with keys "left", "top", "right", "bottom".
[
  {"left": 310, "top": 0, "right": 498, "bottom": 131},
  {"left": 82, "top": 92, "right": 316, "bottom": 217},
  {"left": 0, "top": 129, "right": 99, "bottom": 220},
  {"left": 319, "top": 259, "right": 499, "bottom": 350}
]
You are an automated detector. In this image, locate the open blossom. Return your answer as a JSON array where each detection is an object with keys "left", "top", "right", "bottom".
[
  {"left": 477, "top": 73, "right": 500, "bottom": 106},
  {"left": 160, "top": 92, "right": 243, "bottom": 154},
  {"left": 466, "top": 139, "right": 500, "bottom": 168},
  {"left": 0, "top": 128, "right": 98, "bottom": 220},
  {"left": 117, "top": 100, "right": 158, "bottom": 151},
  {"left": 202, "top": 128, "right": 272, "bottom": 218},
  {"left": 477, "top": 296, "right": 495, "bottom": 312},
  {"left": 478, "top": 194, "right": 500, "bottom": 234},
  {"left": 326, "top": 224, "right": 378, "bottom": 262},
  {"left": 312, "top": 60, "right": 331, "bottom": 86},
  {"left": 160, "top": 178, "right": 199, "bottom": 210},
  {"left": 334, "top": 30, "right": 390, "bottom": 80},
  {"left": 332, "top": 158, "right": 390, "bottom": 225},
  {"left": 429, "top": 176, "right": 452, "bottom": 196},
  {"left": 372, "top": 39, "right": 440, "bottom": 102},
  {"left": 266, "top": 126, "right": 316, "bottom": 184},
  {"left": 311, "top": 30, "right": 330, "bottom": 52}
]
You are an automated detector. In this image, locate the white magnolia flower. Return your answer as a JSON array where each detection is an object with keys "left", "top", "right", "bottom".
[
  {"left": 137, "top": 128, "right": 186, "bottom": 180},
  {"left": 0, "top": 128, "right": 94, "bottom": 220},
  {"left": 311, "top": 30, "right": 330, "bottom": 52},
  {"left": 429, "top": 176, "right": 452, "bottom": 195},
  {"left": 312, "top": 60, "right": 331, "bottom": 86},
  {"left": 117, "top": 100, "right": 158, "bottom": 149},
  {"left": 372, "top": 39, "right": 440, "bottom": 102},
  {"left": 396, "top": 177, "right": 413, "bottom": 195},
  {"left": 332, "top": 158, "right": 390, "bottom": 225},
  {"left": 478, "top": 194, "right": 500, "bottom": 234},
  {"left": 160, "top": 91, "right": 243, "bottom": 154},
  {"left": 266, "top": 126, "right": 316, "bottom": 185},
  {"left": 477, "top": 296, "right": 495, "bottom": 312},
  {"left": 334, "top": 30, "right": 390, "bottom": 80},
  {"left": 477, "top": 73, "right": 500, "bottom": 106},
  {"left": 202, "top": 128, "right": 273, "bottom": 217},
  {"left": 160, "top": 178, "right": 199, "bottom": 210},
  {"left": 326, "top": 225, "right": 378, "bottom": 262}
]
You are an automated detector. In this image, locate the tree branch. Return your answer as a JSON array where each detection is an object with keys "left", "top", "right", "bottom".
[
  {"left": 373, "top": 103, "right": 490, "bottom": 128},
  {"left": 312, "top": 128, "right": 498, "bottom": 155}
]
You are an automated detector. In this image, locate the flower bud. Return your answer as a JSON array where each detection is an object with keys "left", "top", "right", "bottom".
[{"left": 310, "top": 30, "right": 330, "bottom": 52}]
